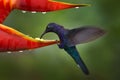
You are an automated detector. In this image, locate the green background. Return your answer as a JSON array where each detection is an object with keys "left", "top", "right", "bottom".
[{"left": 0, "top": 0, "right": 120, "bottom": 80}]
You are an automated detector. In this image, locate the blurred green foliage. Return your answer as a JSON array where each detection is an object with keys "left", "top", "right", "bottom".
[{"left": 0, "top": 0, "right": 120, "bottom": 80}]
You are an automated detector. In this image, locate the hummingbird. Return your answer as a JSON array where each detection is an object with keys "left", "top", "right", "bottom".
[{"left": 40, "top": 23, "right": 105, "bottom": 75}]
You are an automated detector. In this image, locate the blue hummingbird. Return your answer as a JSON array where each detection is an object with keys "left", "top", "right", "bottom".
[{"left": 40, "top": 23, "right": 105, "bottom": 75}]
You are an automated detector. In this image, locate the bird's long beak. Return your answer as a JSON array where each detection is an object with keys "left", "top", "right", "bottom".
[{"left": 40, "top": 31, "right": 47, "bottom": 39}]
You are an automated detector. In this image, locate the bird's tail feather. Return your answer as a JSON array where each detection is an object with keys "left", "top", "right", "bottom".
[
  {"left": 76, "top": 54, "right": 89, "bottom": 75},
  {"left": 64, "top": 46, "right": 89, "bottom": 75}
]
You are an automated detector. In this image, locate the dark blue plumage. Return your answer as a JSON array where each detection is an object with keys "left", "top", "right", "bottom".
[{"left": 40, "top": 23, "right": 105, "bottom": 75}]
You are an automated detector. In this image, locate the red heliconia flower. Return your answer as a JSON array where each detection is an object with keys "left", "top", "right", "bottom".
[
  {"left": 0, "top": 0, "right": 89, "bottom": 23},
  {"left": 0, "top": 24, "right": 59, "bottom": 52},
  {"left": 0, "top": 0, "right": 88, "bottom": 52},
  {"left": 15, "top": 0, "right": 89, "bottom": 12}
]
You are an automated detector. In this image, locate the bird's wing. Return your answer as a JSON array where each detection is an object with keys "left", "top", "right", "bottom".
[
  {"left": 64, "top": 46, "right": 89, "bottom": 75},
  {"left": 66, "top": 26, "right": 105, "bottom": 46}
]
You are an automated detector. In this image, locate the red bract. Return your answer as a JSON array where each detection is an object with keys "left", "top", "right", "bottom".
[
  {"left": 0, "top": 24, "right": 59, "bottom": 52},
  {"left": 0, "top": 0, "right": 89, "bottom": 23},
  {"left": 15, "top": 0, "right": 88, "bottom": 12}
]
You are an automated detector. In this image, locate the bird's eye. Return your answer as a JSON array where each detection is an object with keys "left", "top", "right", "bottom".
[
  {"left": 47, "top": 25, "right": 53, "bottom": 29},
  {"left": 47, "top": 26, "right": 51, "bottom": 28}
]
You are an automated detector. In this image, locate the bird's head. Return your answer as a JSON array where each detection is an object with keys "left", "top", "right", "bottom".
[{"left": 40, "top": 23, "right": 63, "bottom": 39}]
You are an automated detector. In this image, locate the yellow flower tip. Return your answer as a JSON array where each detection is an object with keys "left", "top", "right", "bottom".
[
  {"left": 35, "top": 38, "right": 60, "bottom": 43},
  {"left": 35, "top": 38, "right": 41, "bottom": 40}
]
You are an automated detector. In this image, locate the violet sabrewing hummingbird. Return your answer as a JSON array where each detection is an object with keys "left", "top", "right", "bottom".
[{"left": 40, "top": 23, "right": 105, "bottom": 75}]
